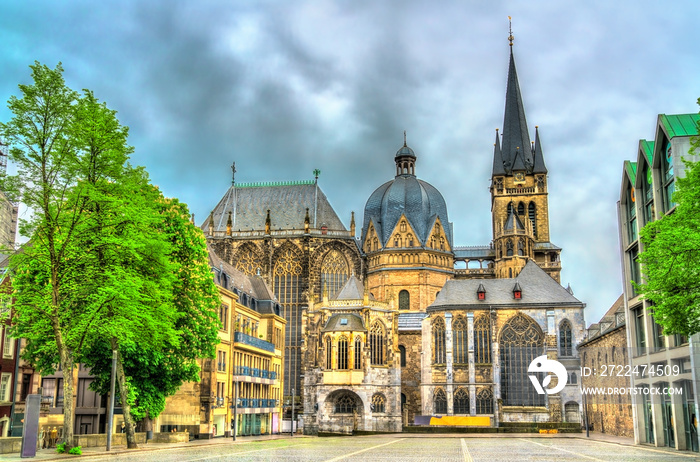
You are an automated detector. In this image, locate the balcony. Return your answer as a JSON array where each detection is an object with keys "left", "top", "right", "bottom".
[
  {"left": 234, "top": 398, "right": 278, "bottom": 411},
  {"left": 234, "top": 332, "right": 275, "bottom": 353},
  {"left": 233, "top": 366, "right": 278, "bottom": 385}
]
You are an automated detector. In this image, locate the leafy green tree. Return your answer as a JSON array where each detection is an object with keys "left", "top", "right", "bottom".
[{"left": 637, "top": 116, "right": 700, "bottom": 336}]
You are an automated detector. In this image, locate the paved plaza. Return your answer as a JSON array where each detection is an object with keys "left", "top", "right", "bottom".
[{"left": 5, "top": 434, "right": 699, "bottom": 462}]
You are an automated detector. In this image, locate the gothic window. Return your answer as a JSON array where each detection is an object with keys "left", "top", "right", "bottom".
[
  {"left": 476, "top": 387, "right": 494, "bottom": 414},
  {"left": 399, "top": 345, "right": 406, "bottom": 367},
  {"left": 453, "top": 316, "right": 468, "bottom": 364},
  {"left": 506, "top": 240, "right": 513, "bottom": 257},
  {"left": 235, "top": 244, "right": 263, "bottom": 276},
  {"left": 337, "top": 336, "right": 348, "bottom": 370},
  {"left": 354, "top": 336, "right": 362, "bottom": 370},
  {"left": 495, "top": 177, "right": 504, "bottom": 193},
  {"left": 507, "top": 202, "right": 513, "bottom": 217},
  {"left": 454, "top": 388, "right": 470, "bottom": 414},
  {"left": 400, "top": 221, "right": 407, "bottom": 232},
  {"left": 535, "top": 175, "right": 545, "bottom": 191},
  {"left": 325, "top": 336, "right": 332, "bottom": 370},
  {"left": 274, "top": 246, "right": 303, "bottom": 397},
  {"left": 440, "top": 237, "right": 445, "bottom": 251},
  {"left": 371, "top": 393, "right": 386, "bottom": 413},
  {"left": 528, "top": 202, "right": 537, "bottom": 238},
  {"left": 321, "top": 250, "right": 349, "bottom": 299},
  {"left": 499, "top": 314, "right": 545, "bottom": 406},
  {"left": 407, "top": 234, "right": 414, "bottom": 247},
  {"left": 474, "top": 315, "right": 491, "bottom": 364},
  {"left": 394, "top": 238, "right": 399, "bottom": 247},
  {"left": 517, "top": 202, "right": 525, "bottom": 216},
  {"left": 373, "top": 238, "right": 379, "bottom": 251},
  {"left": 559, "top": 320, "right": 573, "bottom": 357},
  {"left": 335, "top": 393, "right": 356, "bottom": 414},
  {"left": 434, "top": 388, "right": 447, "bottom": 414},
  {"left": 433, "top": 317, "right": 446, "bottom": 364},
  {"left": 399, "top": 290, "right": 410, "bottom": 310},
  {"left": 370, "top": 321, "right": 386, "bottom": 366},
  {"left": 517, "top": 239, "right": 525, "bottom": 256}
]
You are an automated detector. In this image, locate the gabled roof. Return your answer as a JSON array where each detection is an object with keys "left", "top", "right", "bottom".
[
  {"left": 202, "top": 181, "right": 346, "bottom": 233},
  {"left": 624, "top": 161, "right": 637, "bottom": 185},
  {"left": 659, "top": 113, "right": 700, "bottom": 139},
  {"left": 640, "top": 140, "right": 654, "bottom": 165},
  {"left": 333, "top": 274, "right": 372, "bottom": 301},
  {"left": 322, "top": 313, "right": 366, "bottom": 332},
  {"left": 428, "top": 260, "right": 583, "bottom": 310}
]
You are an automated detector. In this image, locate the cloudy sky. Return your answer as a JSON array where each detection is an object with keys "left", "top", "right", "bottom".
[{"left": 1, "top": 1, "right": 698, "bottom": 324}]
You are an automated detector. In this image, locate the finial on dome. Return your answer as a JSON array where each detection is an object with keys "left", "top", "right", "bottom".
[
  {"left": 403, "top": 130, "right": 407, "bottom": 147},
  {"left": 508, "top": 16, "right": 514, "bottom": 46}
]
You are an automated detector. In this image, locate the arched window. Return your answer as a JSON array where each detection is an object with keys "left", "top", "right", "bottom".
[
  {"left": 434, "top": 388, "right": 447, "bottom": 414},
  {"left": 235, "top": 243, "right": 263, "bottom": 276},
  {"left": 474, "top": 315, "right": 491, "bottom": 364},
  {"left": 476, "top": 387, "right": 494, "bottom": 414},
  {"left": 528, "top": 202, "right": 537, "bottom": 238},
  {"left": 337, "top": 336, "right": 348, "bottom": 370},
  {"left": 569, "top": 372, "right": 577, "bottom": 385},
  {"left": 399, "top": 290, "right": 410, "bottom": 310},
  {"left": 433, "top": 317, "right": 446, "bottom": 364},
  {"left": 507, "top": 202, "right": 513, "bottom": 216},
  {"left": 273, "top": 246, "right": 304, "bottom": 396},
  {"left": 518, "top": 202, "right": 525, "bottom": 216},
  {"left": 559, "top": 320, "right": 573, "bottom": 357},
  {"left": 517, "top": 239, "right": 525, "bottom": 256},
  {"left": 370, "top": 322, "right": 386, "bottom": 366},
  {"left": 565, "top": 401, "right": 580, "bottom": 423},
  {"left": 454, "top": 388, "right": 470, "bottom": 414},
  {"left": 453, "top": 317, "right": 468, "bottom": 364},
  {"left": 335, "top": 393, "right": 356, "bottom": 413},
  {"left": 325, "top": 336, "right": 332, "bottom": 369},
  {"left": 354, "top": 336, "right": 362, "bottom": 370},
  {"left": 371, "top": 393, "right": 386, "bottom": 413},
  {"left": 499, "top": 314, "right": 545, "bottom": 406},
  {"left": 399, "top": 345, "right": 406, "bottom": 367},
  {"left": 321, "top": 250, "right": 349, "bottom": 298},
  {"left": 506, "top": 240, "right": 513, "bottom": 256}
]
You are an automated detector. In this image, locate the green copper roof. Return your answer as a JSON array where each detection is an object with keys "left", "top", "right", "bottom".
[
  {"left": 660, "top": 113, "right": 700, "bottom": 138},
  {"left": 640, "top": 140, "right": 654, "bottom": 164},
  {"left": 624, "top": 161, "right": 637, "bottom": 184}
]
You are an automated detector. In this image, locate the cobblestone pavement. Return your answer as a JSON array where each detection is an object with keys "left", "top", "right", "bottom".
[{"left": 6, "top": 435, "right": 700, "bottom": 461}]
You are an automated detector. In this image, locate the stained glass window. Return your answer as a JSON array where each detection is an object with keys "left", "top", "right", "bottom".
[
  {"left": 274, "top": 246, "right": 303, "bottom": 397},
  {"left": 499, "top": 314, "right": 544, "bottom": 406},
  {"left": 454, "top": 388, "right": 469, "bottom": 414},
  {"left": 235, "top": 244, "right": 263, "bottom": 276},
  {"left": 337, "top": 336, "right": 348, "bottom": 370},
  {"left": 453, "top": 317, "right": 468, "bottom": 364},
  {"left": 371, "top": 393, "right": 386, "bottom": 413},
  {"left": 354, "top": 336, "right": 362, "bottom": 369},
  {"left": 370, "top": 322, "right": 385, "bottom": 366},
  {"left": 399, "top": 290, "right": 410, "bottom": 310},
  {"left": 433, "top": 317, "right": 446, "bottom": 364},
  {"left": 335, "top": 394, "right": 356, "bottom": 413},
  {"left": 321, "top": 250, "right": 349, "bottom": 298},
  {"left": 559, "top": 320, "right": 573, "bottom": 357},
  {"left": 434, "top": 388, "right": 447, "bottom": 414},
  {"left": 476, "top": 387, "right": 494, "bottom": 414},
  {"left": 474, "top": 315, "right": 491, "bottom": 364}
]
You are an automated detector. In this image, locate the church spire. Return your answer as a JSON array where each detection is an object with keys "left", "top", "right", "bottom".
[
  {"left": 492, "top": 128, "right": 505, "bottom": 176},
  {"left": 532, "top": 126, "right": 548, "bottom": 174},
  {"left": 500, "top": 22, "right": 532, "bottom": 175}
]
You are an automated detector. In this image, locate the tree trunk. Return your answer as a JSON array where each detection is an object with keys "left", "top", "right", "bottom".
[
  {"left": 59, "top": 346, "right": 75, "bottom": 449},
  {"left": 112, "top": 341, "right": 138, "bottom": 449}
]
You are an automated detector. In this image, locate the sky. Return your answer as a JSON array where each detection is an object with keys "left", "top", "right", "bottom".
[{"left": 1, "top": 1, "right": 698, "bottom": 325}]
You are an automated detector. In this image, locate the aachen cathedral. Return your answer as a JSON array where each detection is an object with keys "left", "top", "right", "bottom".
[{"left": 201, "top": 35, "right": 586, "bottom": 434}]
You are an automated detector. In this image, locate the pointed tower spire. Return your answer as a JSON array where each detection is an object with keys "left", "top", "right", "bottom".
[
  {"left": 492, "top": 128, "right": 505, "bottom": 175},
  {"left": 532, "top": 126, "right": 548, "bottom": 173},
  {"left": 500, "top": 20, "right": 532, "bottom": 175}
]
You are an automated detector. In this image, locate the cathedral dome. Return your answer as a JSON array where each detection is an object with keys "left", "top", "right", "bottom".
[{"left": 362, "top": 141, "right": 452, "bottom": 249}]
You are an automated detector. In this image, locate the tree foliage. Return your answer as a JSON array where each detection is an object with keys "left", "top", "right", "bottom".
[{"left": 637, "top": 111, "right": 700, "bottom": 336}]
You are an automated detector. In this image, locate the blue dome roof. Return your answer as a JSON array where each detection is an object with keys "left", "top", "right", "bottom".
[
  {"left": 362, "top": 175, "right": 452, "bottom": 249},
  {"left": 395, "top": 145, "right": 416, "bottom": 158}
]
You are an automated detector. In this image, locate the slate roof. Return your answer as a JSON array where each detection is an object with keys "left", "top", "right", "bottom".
[
  {"left": 398, "top": 312, "right": 427, "bottom": 331},
  {"left": 333, "top": 274, "right": 373, "bottom": 301},
  {"left": 362, "top": 172, "right": 452, "bottom": 248},
  {"left": 322, "top": 313, "right": 366, "bottom": 332},
  {"left": 454, "top": 246, "right": 495, "bottom": 259},
  {"left": 428, "top": 260, "right": 583, "bottom": 310},
  {"left": 201, "top": 182, "right": 346, "bottom": 233}
]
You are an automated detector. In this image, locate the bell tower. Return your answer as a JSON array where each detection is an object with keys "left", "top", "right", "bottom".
[{"left": 491, "top": 23, "right": 561, "bottom": 282}]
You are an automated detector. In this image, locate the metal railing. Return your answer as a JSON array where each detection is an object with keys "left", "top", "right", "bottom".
[
  {"left": 233, "top": 366, "right": 278, "bottom": 380},
  {"left": 234, "top": 398, "right": 277, "bottom": 409},
  {"left": 234, "top": 331, "right": 275, "bottom": 353}
]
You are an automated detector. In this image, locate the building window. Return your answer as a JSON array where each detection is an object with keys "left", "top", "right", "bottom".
[
  {"left": 517, "top": 239, "right": 525, "bottom": 256},
  {"left": 321, "top": 250, "right": 349, "bottom": 299},
  {"left": 337, "top": 336, "right": 348, "bottom": 370},
  {"left": 629, "top": 246, "right": 641, "bottom": 296},
  {"left": 454, "top": 388, "right": 469, "bottom": 414},
  {"left": 434, "top": 388, "right": 447, "bottom": 414},
  {"left": 499, "top": 313, "right": 545, "bottom": 406},
  {"left": 433, "top": 317, "right": 446, "bottom": 365},
  {"left": 370, "top": 321, "right": 385, "bottom": 366},
  {"left": 661, "top": 138, "right": 675, "bottom": 212},
  {"left": 559, "top": 320, "right": 573, "bottom": 357},
  {"left": 399, "top": 345, "right": 406, "bottom": 367},
  {"left": 216, "top": 351, "right": 227, "bottom": 372},
  {"left": 354, "top": 336, "right": 362, "bottom": 369},
  {"left": 0, "top": 373, "right": 11, "bottom": 402},
  {"left": 371, "top": 393, "right": 386, "bottom": 413},
  {"left": 476, "top": 387, "right": 493, "bottom": 414},
  {"left": 325, "top": 336, "right": 332, "bottom": 369},
  {"left": 235, "top": 244, "right": 263, "bottom": 276},
  {"left": 219, "top": 304, "right": 229, "bottom": 331},
  {"left": 453, "top": 317, "right": 468, "bottom": 364},
  {"left": 506, "top": 240, "right": 513, "bottom": 257},
  {"left": 335, "top": 393, "right": 356, "bottom": 414},
  {"left": 474, "top": 315, "right": 491, "bottom": 364},
  {"left": 641, "top": 162, "right": 655, "bottom": 224},
  {"left": 273, "top": 246, "right": 303, "bottom": 397},
  {"left": 626, "top": 182, "right": 637, "bottom": 244},
  {"left": 398, "top": 290, "right": 410, "bottom": 310},
  {"left": 569, "top": 372, "right": 577, "bottom": 385},
  {"left": 633, "top": 306, "right": 646, "bottom": 351},
  {"left": 651, "top": 314, "right": 665, "bottom": 351},
  {"left": 528, "top": 202, "right": 537, "bottom": 238},
  {"left": 2, "top": 332, "right": 13, "bottom": 358},
  {"left": 517, "top": 202, "right": 525, "bottom": 216}
]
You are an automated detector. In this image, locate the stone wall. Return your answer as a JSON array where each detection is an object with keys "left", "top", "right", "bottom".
[{"left": 399, "top": 331, "right": 422, "bottom": 423}]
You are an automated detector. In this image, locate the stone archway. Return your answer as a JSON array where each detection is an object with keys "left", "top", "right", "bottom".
[{"left": 320, "top": 389, "right": 365, "bottom": 434}]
